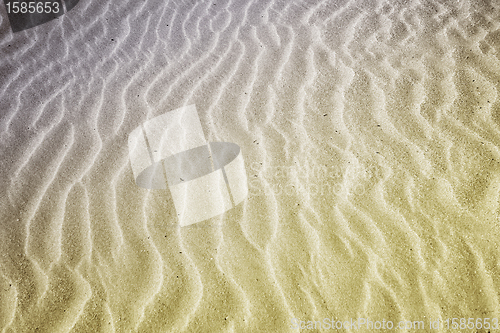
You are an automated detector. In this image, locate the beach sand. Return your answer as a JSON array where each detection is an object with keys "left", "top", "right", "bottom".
[{"left": 1, "top": 0, "right": 500, "bottom": 331}]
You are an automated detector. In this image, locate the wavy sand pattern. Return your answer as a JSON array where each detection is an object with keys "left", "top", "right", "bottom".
[{"left": 1, "top": 0, "right": 500, "bottom": 331}]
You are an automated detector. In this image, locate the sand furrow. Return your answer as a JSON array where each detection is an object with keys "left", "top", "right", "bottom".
[{"left": 2, "top": 0, "right": 500, "bottom": 331}]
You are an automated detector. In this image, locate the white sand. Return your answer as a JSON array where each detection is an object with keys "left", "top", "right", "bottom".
[{"left": 1, "top": 0, "right": 500, "bottom": 331}]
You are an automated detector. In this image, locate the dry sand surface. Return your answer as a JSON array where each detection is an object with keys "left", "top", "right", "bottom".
[{"left": 1, "top": 0, "right": 500, "bottom": 331}]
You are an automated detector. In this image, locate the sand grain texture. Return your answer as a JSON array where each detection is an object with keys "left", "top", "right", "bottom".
[{"left": 1, "top": 0, "right": 500, "bottom": 331}]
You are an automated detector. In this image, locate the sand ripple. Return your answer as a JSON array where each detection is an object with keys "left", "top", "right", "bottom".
[{"left": 1, "top": 0, "right": 500, "bottom": 331}]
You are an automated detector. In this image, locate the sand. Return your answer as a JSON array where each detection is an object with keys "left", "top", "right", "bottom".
[{"left": 1, "top": 0, "right": 500, "bottom": 331}]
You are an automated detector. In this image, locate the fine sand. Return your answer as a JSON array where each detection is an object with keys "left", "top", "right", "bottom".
[{"left": 1, "top": 0, "right": 500, "bottom": 331}]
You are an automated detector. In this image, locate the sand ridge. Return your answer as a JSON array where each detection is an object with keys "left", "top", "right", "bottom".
[{"left": 1, "top": 0, "right": 500, "bottom": 331}]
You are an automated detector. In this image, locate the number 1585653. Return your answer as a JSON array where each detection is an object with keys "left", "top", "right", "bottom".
[{"left": 5, "top": 1, "right": 60, "bottom": 14}]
